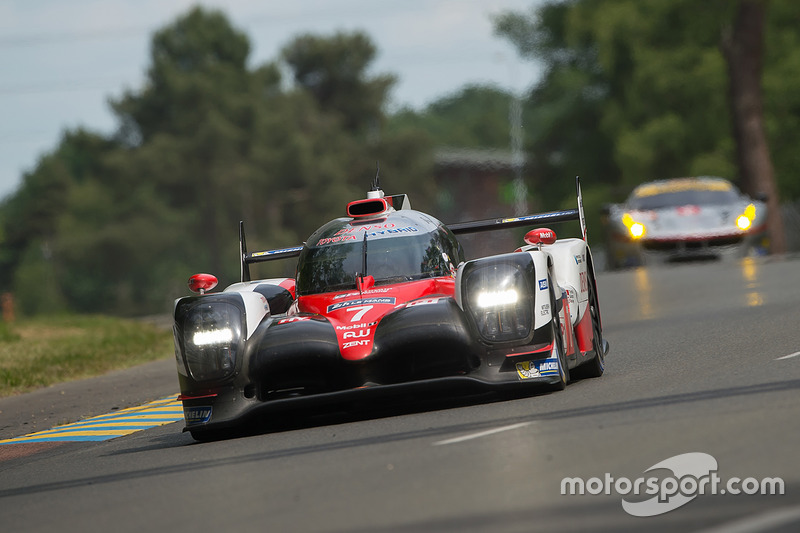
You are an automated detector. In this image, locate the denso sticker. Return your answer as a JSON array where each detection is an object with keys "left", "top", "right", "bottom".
[
  {"left": 335, "top": 223, "right": 396, "bottom": 235},
  {"left": 327, "top": 297, "right": 396, "bottom": 312},
  {"left": 516, "top": 361, "right": 541, "bottom": 380},
  {"left": 184, "top": 406, "right": 212, "bottom": 425},
  {"left": 538, "top": 279, "right": 549, "bottom": 290}
]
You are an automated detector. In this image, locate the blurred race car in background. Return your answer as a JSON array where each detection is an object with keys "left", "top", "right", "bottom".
[
  {"left": 603, "top": 176, "right": 768, "bottom": 269},
  {"left": 172, "top": 177, "right": 609, "bottom": 441}
]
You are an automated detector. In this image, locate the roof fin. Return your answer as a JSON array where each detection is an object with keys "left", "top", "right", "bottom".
[{"left": 368, "top": 162, "right": 384, "bottom": 199}]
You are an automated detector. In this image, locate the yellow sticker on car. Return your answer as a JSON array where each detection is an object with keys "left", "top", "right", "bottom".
[
  {"left": 516, "top": 361, "right": 541, "bottom": 380},
  {"left": 634, "top": 178, "right": 731, "bottom": 197}
]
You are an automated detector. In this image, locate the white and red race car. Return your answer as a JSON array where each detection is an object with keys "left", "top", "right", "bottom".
[{"left": 173, "top": 177, "right": 608, "bottom": 440}]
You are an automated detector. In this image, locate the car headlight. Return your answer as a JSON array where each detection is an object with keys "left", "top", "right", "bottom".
[
  {"left": 622, "top": 213, "right": 646, "bottom": 240},
  {"left": 736, "top": 204, "right": 756, "bottom": 231},
  {"left": 476, "top": 289, "right": 519, "bottom": 308},
  {"left": 182, "top": 302, "right": 242, "bottom": 381},
  {"left": 464, "top": 262, "right": 532, "bottom": 343}
]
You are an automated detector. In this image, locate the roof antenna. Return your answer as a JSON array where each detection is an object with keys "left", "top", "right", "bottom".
[
  {"left": 371, "top": 161, "right": 381, "bottom": 191},
  {"left": 367, "top": 161, "right": 384, "bottom": 198}
]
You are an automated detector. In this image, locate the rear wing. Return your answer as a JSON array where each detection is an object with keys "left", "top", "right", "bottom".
[
  {"left": 449, "top": 176, "right": 587, "bottom": 238},
  {"left": 240, "top": 177, "right": 587, "bottom": 282}
]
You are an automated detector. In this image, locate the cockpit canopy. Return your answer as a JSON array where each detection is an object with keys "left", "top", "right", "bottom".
[{"left": 296, "top": 210, "right": 464, "bottom": 296}]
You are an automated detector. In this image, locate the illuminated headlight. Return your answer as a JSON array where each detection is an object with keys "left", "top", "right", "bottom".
[
  {"left": 476, "top": 289, "right": 519, "bottom": 308},
  {"left": 628, "top": 222, "right": 646, "bottom": 239},
  {"left": 736, "top": 204, "right": 756, "bottom": 231},
  {"left": 465, "top": 263, "right": 532, "bottom": 343},
  {"left": 736, "top": 215, "right": 752, "bottom": 231},
  {"left": 183, "top": 302, "right": 242, "bottom": 381},
  {"left": 622, "top": 213, "right": 646, "bottom": 240},
  {"left": 193, "top": 328, "right": 234, "bottom": 346}
]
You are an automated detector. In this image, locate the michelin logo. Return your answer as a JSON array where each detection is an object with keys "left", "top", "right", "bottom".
[{"left": 184, "top": 406, "right": 212, "bottom": 425}]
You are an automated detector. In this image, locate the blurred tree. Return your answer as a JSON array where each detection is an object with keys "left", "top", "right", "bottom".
[
  {"left": 387, "top": 84, "right": 522, "bottom": 149},
  {"left": 722, "top": 0, "right": 785, "bottom": 253},
  {"left": 494, "top": 0, "right": 798, "bottom": 230},
  {"left": 281, "top": 31, "right": 395, "bottom": 136},
  {"left": 112, "top": 6, "right": 253, "bottom": 145},
  {"left": 280, "top": 30, "right": 435, "bottom": 215},
  {"left": 0, "top": 129, "right": 114, "bottom": 294},
  {"left": 0, "top": 8, "right": 434, "bottom": 315},
  {"left": 763, "top": 0, "right": 800, "bottom": 202}
]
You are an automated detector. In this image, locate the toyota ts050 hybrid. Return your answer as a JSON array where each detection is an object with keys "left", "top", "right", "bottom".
[{"left": 173, "top": 177, "right": 609, "bottom": 440}]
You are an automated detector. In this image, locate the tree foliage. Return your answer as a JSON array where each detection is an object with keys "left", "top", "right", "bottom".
[
  {"left": 0, "top": 7, "right": 433, "bottom": 316},
  {"left": 282, "top": 31, "right": 395, "bottom": 136},
  {"left": 387, "top": 84, "right": 523, "bottom": 149},
  {"left": 494, "top": 0, "right": 799, "bottom": 213}
]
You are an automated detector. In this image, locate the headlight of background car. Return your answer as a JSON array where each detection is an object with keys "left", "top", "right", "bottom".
[
  {"left": 622, "top": 213, "right": 646, "bottom": 240},
  {"left": 736, "top": 203, "right": 756, "bottom": 231},
  {"left": 465, "top": 263, "right": 533, "bottom": 343},
  {"left": 182, "top": 302, "right": 242, "bottom": 381}
]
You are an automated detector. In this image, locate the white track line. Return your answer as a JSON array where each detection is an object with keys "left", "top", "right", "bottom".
[
  {"left": 775, "top": 351, "right": 800, "bottom": 361},
  {"left": 433, "top": 422, "right": 532, "bottom": 446}
]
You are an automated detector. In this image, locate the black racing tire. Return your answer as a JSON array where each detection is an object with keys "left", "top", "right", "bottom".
[{"left": 572, "top": 270, "right": 605, "bottom": 379}]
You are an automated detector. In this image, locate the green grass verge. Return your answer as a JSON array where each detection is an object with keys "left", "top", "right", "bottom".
[{"left": 0, "top": 315, "right": 173, "bottom": 398}]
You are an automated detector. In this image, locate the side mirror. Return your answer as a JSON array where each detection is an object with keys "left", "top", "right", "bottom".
[{"left": 188, "top": 273, "right": 218, "bottom": 294}]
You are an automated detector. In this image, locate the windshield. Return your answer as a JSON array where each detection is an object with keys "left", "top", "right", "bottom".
[
  {"left": 297, "top": 231, "right": 458, "bottom": 296},
  {"left": 628, "top": 180, "right": 741, "bottom": 210}
]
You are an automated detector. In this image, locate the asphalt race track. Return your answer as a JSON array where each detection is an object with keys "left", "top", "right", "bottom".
[{"left": 1, "top": 255, "right": 799, "bottom": 532}]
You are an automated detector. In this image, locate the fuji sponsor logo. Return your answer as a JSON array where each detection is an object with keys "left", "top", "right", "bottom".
[{"left": 343, "top": 329, "right": 370, "bottom": 339}]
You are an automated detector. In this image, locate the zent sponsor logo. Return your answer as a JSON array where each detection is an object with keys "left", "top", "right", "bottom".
[{"left": 343, "top": 340, "right": 371, "bottom": 349}]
